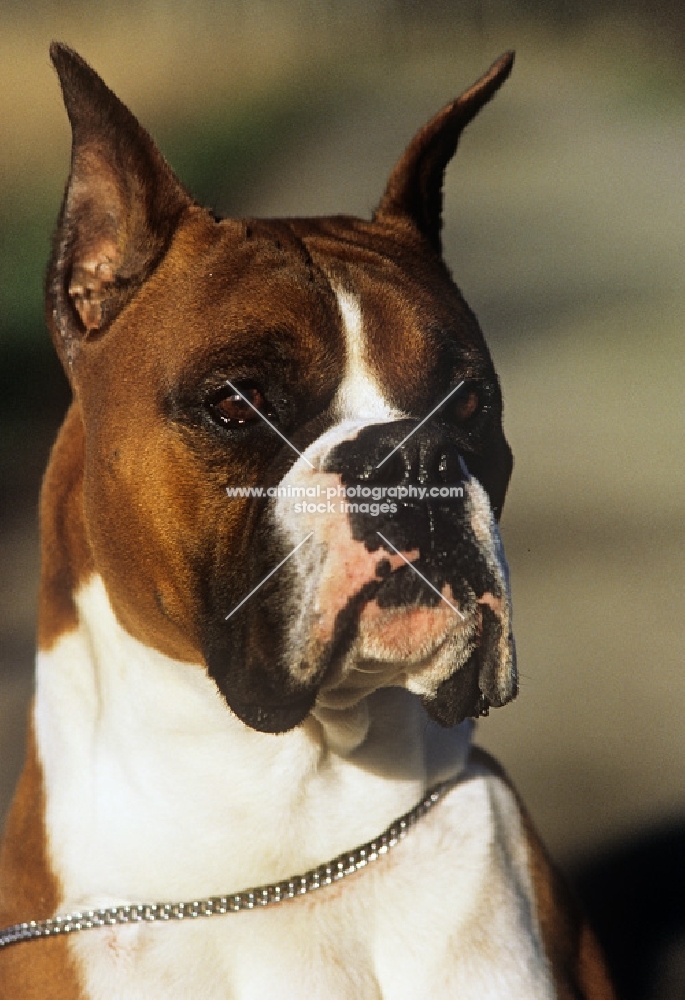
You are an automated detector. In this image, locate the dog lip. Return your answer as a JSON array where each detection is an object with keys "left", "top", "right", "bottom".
[{"left": 227, "top": 689, "right": 317, "bottom": 734}]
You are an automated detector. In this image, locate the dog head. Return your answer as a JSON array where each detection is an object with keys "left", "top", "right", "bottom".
[{"left": 47, "top": 44, "right": 516, "bottom": 734}]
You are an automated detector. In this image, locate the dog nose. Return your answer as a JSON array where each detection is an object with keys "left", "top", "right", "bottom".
[{"left": 324, "top": 420, "right": 464, "bottom": 487}]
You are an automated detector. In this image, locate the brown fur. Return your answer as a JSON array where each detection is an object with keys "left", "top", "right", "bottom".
[
  {"left": 0, "top": 723, "right": 84, "bottom": 998},
  {"left": 37, "top": 404, "right": 92, "bottom": 651}
]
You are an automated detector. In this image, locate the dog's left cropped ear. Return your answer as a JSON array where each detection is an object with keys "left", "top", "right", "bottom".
[
  {"left": 374, "top": 52, "right": 514, "bottom": 255},
  {"left": 47, "top": 43, "right": 194, "bottom": 372}
]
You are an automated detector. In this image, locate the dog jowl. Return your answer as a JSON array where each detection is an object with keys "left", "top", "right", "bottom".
[{"left": 47, "top": 43, "right": 516, "bottom": 735}]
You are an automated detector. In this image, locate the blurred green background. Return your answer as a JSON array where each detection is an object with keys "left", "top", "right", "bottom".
[{"left": 1, "top": 2, "right": 684, "bottom": 996}]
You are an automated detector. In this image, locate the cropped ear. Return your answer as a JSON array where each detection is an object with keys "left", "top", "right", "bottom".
[
  {"left": 47, "top": 43, "right": 194, "bottom": 373},
  {"left": 373, "top": 52, "right": 514, "bottom": 255}
]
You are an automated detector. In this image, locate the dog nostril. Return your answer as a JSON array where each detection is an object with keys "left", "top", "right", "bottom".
[
  {"left": 396, "top": 436, "right": 461, "bottom": 487},
  {"left": 416, "top": 439, "right": 442, "bottom": 483},
  {"left": 372, "top": 449, "right": 405, "bottom": 484}
]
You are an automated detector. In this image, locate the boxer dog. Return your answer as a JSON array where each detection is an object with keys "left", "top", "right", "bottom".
[{"left": 0, "top": 44, "right": 615, "bottom": 998}]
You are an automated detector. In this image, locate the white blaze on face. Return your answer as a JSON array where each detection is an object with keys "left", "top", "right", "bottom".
[
  {"left": 271, "top": 288, "right": 409, "bottom": 691},
  {"left": 333, "top": 289, "right": 401, "bottom": 422}
]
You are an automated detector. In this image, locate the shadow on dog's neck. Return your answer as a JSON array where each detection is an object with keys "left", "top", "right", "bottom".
[{"left": 312, "top": 691, "right": 473, "bottom": 784}]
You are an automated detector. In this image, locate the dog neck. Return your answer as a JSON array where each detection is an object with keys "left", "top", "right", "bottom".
[{"left": 33, "top": 571, "right": 472, "bottom": 914}]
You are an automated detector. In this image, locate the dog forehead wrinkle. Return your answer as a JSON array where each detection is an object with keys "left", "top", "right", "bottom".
[{"left": 333, "top": 287, "right": 402, "bottom": 422}]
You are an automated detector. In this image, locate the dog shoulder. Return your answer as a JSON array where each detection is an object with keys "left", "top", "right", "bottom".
[{"left": 467, "top": 746, "right": 617, "bottom": 1000}]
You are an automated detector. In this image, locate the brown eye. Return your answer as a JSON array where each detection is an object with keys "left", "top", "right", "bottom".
[
  {"left": 210, "top": 382, "right": 271, "bottom": 427},
  {"left": 453, "top": 384, "right": 480, "bottom": 422}
]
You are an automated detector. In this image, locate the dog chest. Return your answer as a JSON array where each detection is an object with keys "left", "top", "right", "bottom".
[{"left": 61, "top": 776, "right": 554, "bottom": 999}]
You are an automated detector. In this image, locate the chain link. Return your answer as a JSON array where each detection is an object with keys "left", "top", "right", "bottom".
[{"left": 0, "top": 777, "right": 456, "bottom": 949}]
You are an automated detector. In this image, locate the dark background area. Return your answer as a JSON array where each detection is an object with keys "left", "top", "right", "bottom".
[{"left": 1, "top": 3, "right": 684, "bottom": 996}]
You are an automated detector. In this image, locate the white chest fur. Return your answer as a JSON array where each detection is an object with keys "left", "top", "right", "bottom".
[{"left": 34, "top": 576, "right": 552, "bottom": 999}]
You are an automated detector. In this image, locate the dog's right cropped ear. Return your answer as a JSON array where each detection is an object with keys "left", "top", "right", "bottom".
[
  {"left": 47, "top": 43, "right": 193, "bottom": 373},
  {"left": 374, "top": 52, "right": 514, "bottom": 255}
]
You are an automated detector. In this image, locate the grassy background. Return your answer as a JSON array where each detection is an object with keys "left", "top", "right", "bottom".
[{"left": 1, "top": 3, "right": 684, "bottom": 996}]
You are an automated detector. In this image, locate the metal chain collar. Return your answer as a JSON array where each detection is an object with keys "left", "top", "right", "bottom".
[{"left": 0, "top": 777, "right": 457, "bottom": 950}]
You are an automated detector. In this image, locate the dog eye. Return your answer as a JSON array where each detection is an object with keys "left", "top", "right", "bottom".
[
  {"left": 208, "top": 382, "right": 272, "bottom": 427},
  {"left": 452, "top": 382, "right": 480, "bottom": 423}
]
